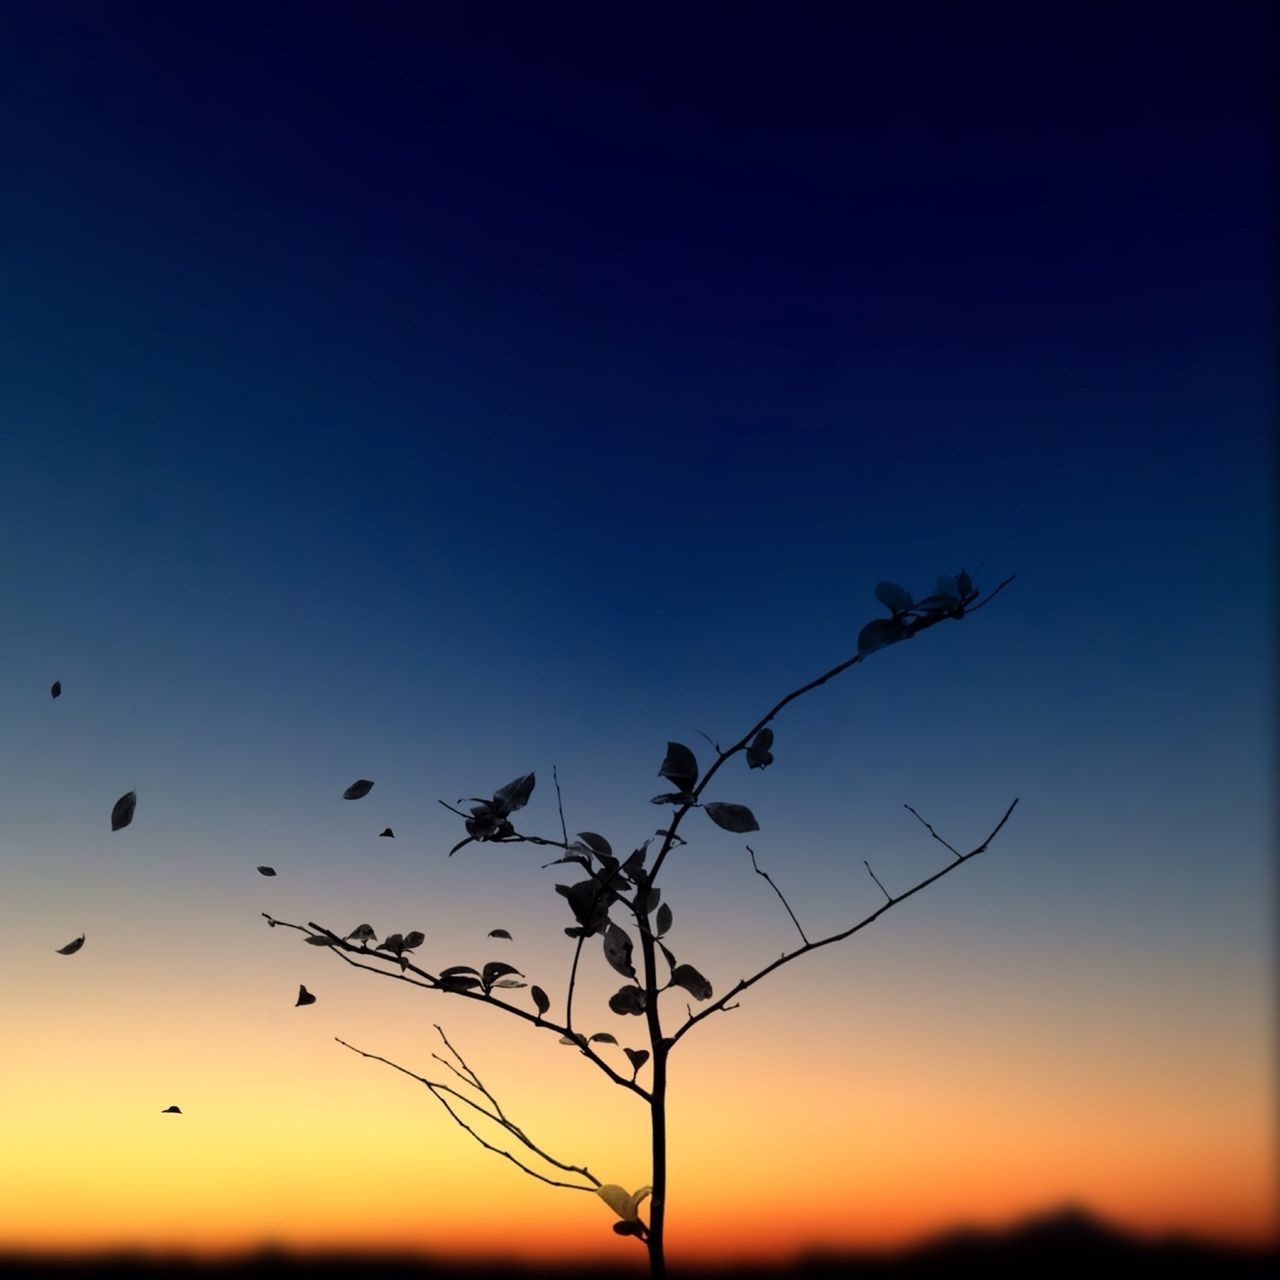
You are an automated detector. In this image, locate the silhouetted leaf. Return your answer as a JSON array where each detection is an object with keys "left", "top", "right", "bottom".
[
  {"left": 296, "top": 985, "right": 316, "bottom": 1007},
  {"left": 613, "top": 1221, "right": 641, "bottom": 1236},
  {"left": 378, "top": 933, "right": 405, "bottom": 955},
  {"left": 55, "top": 934, "right": 85, "bottom": 955},
  {"left": 345, "top": 923, "right": 376, "bottom": 943},
  {"left": 492, "top": 772, "right": 535, "bottom": 815},
  {"left": 670, "top": 963, "right": 713, "bottom": 1000},
  {"left": 559, "top": 879, "right": 610, "bottom": 935},
  {"left": 50, "top": 680, "right": 61, "bottom": 699},
  {"left": 439, "top": 975, "right": 482, "bottom": 991},
  {"left": 483, "top": 961, "right": 523, "bottom": 986},
  {"left": 934, "top": 574, "right": 960, "bottom": 600},
  {"left": 490, "top": 978, "right": 527, "bottom": 989},
  {"left": 256, "top": 865, "right": 277, "bottom": 877},
  {"left": 402, "top": 931, "right": 425, "bottom": 950},
  {"left": 608, "top": 985, "right": 646, "bottom": 1016},
  {"left": 110, "top": 790, "right": 136, "bottom": 831},
  {"left": 956, "top": 569, "right": 974, "bottom": 597},
  {"left": 704, "top": 802, "right": 759, "bottom": 833},
  {"left": 746, "top": 728, "right": 774, "bottom": 770},
  {"left": 650, "top": 792, "right": 691, "bottom": 806},
  {"left": 589, "top": 1033, "right": 618, "bottom": 1045},
  {"left": 560, "top": 1034, "right": 586, "bottom": 1046},
  {"left": 576, "top": 832, "right": 613, "bottom": 859},
  {"left": 858, "top": 617, "right": 902, "bottom": 655},
  {"left": 638, "top": 886, "right": 661, "bottom": 914},
  {"left": 659, "top": 942, "right": 677, "bottom": 970},
  {"left": 655, "top": 903, "right": 673, "bottom": 936},
  {"left": 531, "top": 985, "right": 550, "bottom": 1016},
  {"left": 379, "top": 828, "right": 394, "bottom": 838},
  {"left": 602, "top": 923, "right": 635, "bottom": 979},
  {"left": 624, "top": 1047, "right": 650, "bottom": 1073},
  {"left": 488, "top": 929, "right": 512, "bottom": 940},
  {"left": 161, "top": 1106, "right": 181, "bottom": 1114},
  {"left": 305, "top": 933, "right": 334, "bottom": 946},
  {"left": 438, "top": 965, "right": 480, "bottom": 979},
  {"left": 875, "top": 581, "right": 913, "bottom": 614},
  {"left": 622, "top": 846, "right": 648, "bottom": 878},
  {"left": 659, "top": 742, "right": 699, "bottom": 792},
  {"left": 343, "top": 779, "right": 374, "bottom": 800}
]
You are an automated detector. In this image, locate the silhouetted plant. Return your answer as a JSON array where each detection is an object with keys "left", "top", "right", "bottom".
[{"left": 264, "top": 571, "right": 1018, "bottom": 1278}]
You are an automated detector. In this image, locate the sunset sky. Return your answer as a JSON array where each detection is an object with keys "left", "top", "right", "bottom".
[{"left": 1, "top": 1, "right": 1274, "bottom": 1267}]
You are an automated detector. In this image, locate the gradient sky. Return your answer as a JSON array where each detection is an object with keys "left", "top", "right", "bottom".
[{"left": 1, "top": 0, "right": 1274, "bottom": 1266}]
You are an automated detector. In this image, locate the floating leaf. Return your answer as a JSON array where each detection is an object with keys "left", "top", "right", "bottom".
[
  {"left": 345, "top": 923, "right": 376, "bottom": 943},
  {"left": 492, "top": 772, "right": 535, "bottom": 815},
  {"left": 704, "top": 802, "right": 759, "bottom": 834},
  {"left": 602, "top": 923, "right": 635, "bottom": 978},
  {"left": 576, "top": 832, "right": 613, "bottom": 859},
  {"left": 50, "top": 680, "right": 62, "bottom": 699},
  {"left": 608, "top": 985, "right": 646, "bottom": 1016},
  {"left": 55, "top": 934, "right": 85, "bottom": 955},
  {"left": 671, "top": 963, "right": 713, "bottom": 1000},
  {"left": 624, "top": 1047, "right": 650, "bottom": 1073},
  {"left": 161, "top": 1105, "right": 182, "bottom": 1114},
  {"left": 858, "top": 618, "right": 902, "bottom": 656},
  {"left": 295, "top": 985, "right": 316, "bottom": 1007},
  {"left": 110, "top": 790, "right": 136, "bottom": 832},
  {"left": 589, "top": 1032, "right": 618, "bottom": 1045},
  {"left": 655, "top": 903, "right": 673, "bottom": 936},
  {"left": 659, "top": 742, "right": 699, "bottom": 792},
  {"left": 746, "top": 727, "right": 774, "bottom": 770},
  {"left": 343, "top": 779, "right": 374, "bottom": 800},
  {"left": 488, "top": 928, "right": 512, "bottom": 940},
  {"left": 379, "top": 828, "right": 394, "bottom": 838},
  {"left": 256, "top": 865, "right": 277, "bottom": 877},
  {"left": 531, "top": 985, "right": 550, "bottom": 1016},
  {"left": 875, "top": 581, "right": 914, "bottom": 614},
  {"left": 402, "top": 931, "right": 425, "bottom": 950},
  {"left": 483, "top": 960, "right": 523, "bottom": 987}
]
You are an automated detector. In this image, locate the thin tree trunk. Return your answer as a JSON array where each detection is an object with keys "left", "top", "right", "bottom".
[{"left": 648, "top": 1042, "right": 668, "bottom": 1278}]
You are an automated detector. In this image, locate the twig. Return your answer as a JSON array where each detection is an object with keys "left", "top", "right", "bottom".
[
  {"left": 565, "top": 934, "right": 585, "bottom": 1035},
  {"left": 903, "top": 803, "right": 962, "bottom": 861},
  {"left": 746, "top": 845, "right": 808, "bottom": 944},
  {"left": 553, "top": 765, "right": 569, "bottom": 848},
  {"left": 863, "top": 860, "right": 891, "bottom": 903},
  {"left": 670, "top": 799, "right": 1019, "bottom": 1046}
]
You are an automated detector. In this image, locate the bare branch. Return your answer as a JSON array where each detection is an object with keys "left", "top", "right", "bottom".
[
  {"left": 565, "top": 933, "right": 586, "bottom": 1035},
  {"left": 903, "top": 803, "right": 962, "bottom": 861},
  {"left": 863, "top": 860, "right": 891, "bottom": 903},
  {"left": 336, "top": 1033, "right": 600, "bottom": 1191},
  {"left": 746, "top": 844, "right": 808, "bottom": 944},
  {"left": 670, "top": 798, "right": 1019, "bottom": 1046},
  {"left": 553, "top": 764, "right": 569, "bottom": 847}
]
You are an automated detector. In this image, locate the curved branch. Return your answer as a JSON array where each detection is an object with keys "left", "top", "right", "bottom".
[{"left": 669, "top": 798, "right": 1019, "bottom": 1046}]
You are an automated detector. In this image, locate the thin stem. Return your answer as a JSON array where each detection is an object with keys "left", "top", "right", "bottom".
[
  {"left": 903, "top": 803, "right": 962, "bottom": 861},
  {"left": 746, "top": 844, "right": 808, "bottom": 944}
]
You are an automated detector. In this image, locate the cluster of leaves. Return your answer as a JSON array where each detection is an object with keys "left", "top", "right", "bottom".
[
  {"left": 858, "top": 571, "right": 979, "bottom": 657},
  {"left": 652, "top": 742, "right": 760, "bottom": 833},
  {"left": 449, "top": 773, "right": 536, "bottom": 855}
]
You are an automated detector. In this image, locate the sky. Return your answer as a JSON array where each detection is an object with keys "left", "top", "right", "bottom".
[{"left": 0, "top": 0, "right": 1274, "bottom": 1267}]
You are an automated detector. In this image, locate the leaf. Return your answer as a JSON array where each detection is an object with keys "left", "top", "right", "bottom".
[
  {"left": 345, "top": 923, "right": 376, "bottom": 943},
  {"left": 483, "top": 961, "right": 523, "bottom": 986},
  {"left": 492, "top": 772, "right": 535, "bottom": 815},
  {"left": 488, "top": 928, "right": 513, "bottom": 940},
  {"left": 659, "top": 942, "right": 677, "bottom": 970},
  {"left": 576, "top": 832, "right": 613, "bottom": 859},
  {"left": 638, "top": 886, "right": 661, "bottom": 915},
  {"left": 379, "top": 828, "right": 394, "bottom": 838},
  {"left": 295, "top": 985, "right": 316, "bottom": 1007},
  {"left": 659, "top": 741, "right": 699, "bottom": 792},
  {"left": 655, "top": 903, "right": 673, "bottom": 936},
  {"left": 438, "top": 965, "right": 480, "bottom": 979},
  {"left": 956, "top": 569, "right": 974, "bottom": 597},
  {"left": 110, "top": 790, "right": 136, "bottom": 832},
  {"left": 531, "top": 985, "right": 550, "bottom": 1016},
  {"left": 602, "top": 923, "right": 635, "bottom": 979},
  {"left": 343, "top": 779, "right": 374, "bottom": 800},
  {"left": 589, "top": 1033, "right": 618, "bottom": 1045},
  {"left": 934, "top": 574, "right": 960, "bottom": 601},
  {"left": 490, "top": 978, "right": 527, "bottom": 989},
  {"left": 305, "top": 933, "right": 334, "bottom": 946},
  {"left": 746, "top": 727, "right": 774, "bottom": 770},
  {"left": 55, "top": 934, "right": 85, "bottom": 955},
  {"left": 650, "top": 792, "right": 691, "bottom": 806},
  {"left": 596, "top": 1184, "right": 651, "bottom": 1222},
  {"left": 858, "top": 617, "right": 903, "bottom": 656},
  {"left": 439, "top": 975, "right": 482, "bottom": 991},
  {"left": 378, "top": 933, "right": 405, "bottom": 955},
  {"left": 704, "top": 802, "right": 759, "bottom": 833},
  {"left": 256, "top": 865, "right": 277, "bottom": 877},
  {"left": 875, "top": 580, "right": 914, "bottom": 614},
  {"left": 613, "top": 1221, "right": 641, "bottom": 1236},
  {"left": 402, "top": 931, "right": 425, "bottom": 950},
  {"left": 621, "top": 846, "right": 648, "bottom": 878},
  {"left": 670, "top": 963, "right": 713, "bottom": 1001},
  {"left": 624, "top": 1047, "right": 650, "bottom": 1073},
  {"left": 50, "top": 680, "right": 62, "bottom": 699},
  {"left": 161, "top": 1106, "right": 182, "bottom": 1114},
  {"left": 608, "top": 985, "right": 646, "bottom": 1016}
]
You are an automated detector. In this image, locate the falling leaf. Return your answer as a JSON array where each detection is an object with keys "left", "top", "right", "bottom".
[
  {"left": 256, "top": 865, "right": 277, "bottom": 877},
  {"left": 343, "top": 779, "right": 374, "bottom": 800},
  {"left": 379, "top": 828, "right": 394, "bottom": 838},
  {"left": 55, "top": 934, "right": 85, "bottom": 955},
  {"left": 671, "top": 963, "right": 713, "bottom": 1001},
  {"left": 111, "top": 790, "right": 136, "bottom": 832},
  {"left": 658, "top": 742, "right": 698, "bottom": 793},
  {"left": 50, "top": 680, "right": 62, "bottom": 699},
  {"left": 296, "top": 985, "right": 316, "bottom": 1007},
  {"left": 703, "top": 801, "right": 759, "bottom": 833},
  {"left": 488, "top": 928, "right": 513, "bottom": 940},
  {"left": 531, "top": 985, "right": 550, "bottom": 1016},
  {"left": 345, "top": 923, "right": 376, "bottom": 943},
  {"left": 161, "top": 1105, "right": 182, "bottom": 1114}
]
